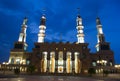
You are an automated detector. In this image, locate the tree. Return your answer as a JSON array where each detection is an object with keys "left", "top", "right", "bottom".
[
  {"left": 14, "top": 68, "right": 20, "bottom": 76},
  {"left": 103, "top": 70, "right": 109, "bottom": 77},
  {"left": 27, "top": 65, "right": 36, "bottom": 74},
  {"left": 88, "top": 68, "right": 96, "bottom": 76}
]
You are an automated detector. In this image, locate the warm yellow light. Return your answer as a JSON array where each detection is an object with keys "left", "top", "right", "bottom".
[
  {"left": 2, "top": 62, "right": 8, "bottom": 65},
  {"left": 2, "top": 62, "right": 5, "bottom": 64},
  {"left": 56, "top": 48, "right": 58, "bottom": 50},
  {"left": 115, "top": 65, "right": 118, "bottom": 67},
  {"left": 97, "top": 60, "right": 100, "bottom": 63},
  {"left": 115, "top": 65, "right": 120, "bottom": 68},
  {"left": 75, "top": 52, "right": 79, "bottom": 55},
  {"left": 97, "top": 60, "right": 107, "bottom": 64}
]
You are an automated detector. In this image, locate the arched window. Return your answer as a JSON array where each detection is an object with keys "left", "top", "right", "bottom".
[
  {"left": 42, "top": 51, "right": 47, "bottom": 59},
  {"left": 74, "top": 52, "right": 79, "bottom": 58},
  {"left": 109, "top": 59, "right": 113, "bottom": 66},
  {"left": 11, "top": 58, "right": 14, "bottom": 64},
  {"left": 50, "top": 51, "right": 55, "bottom": 58},
  {"left": 16, "top": 58, "right": 20, "bottom": 64},
  {"left": 58, "top": 51, "right": 63, "bottom": 60},
  {"left": 67, "top": 52, "right": 71, "bottom": 58},
  {"left": 50, "top": 51, "right": 55, "bottom": 73},
  {"left": 26, "top": 58, "right": 30, "bottom": 65},
  {"left": 66, "top": 51, "right": 72, "bottom": 73},
  {"left": 41, "top": 51, "right": 48, "bottom": 72},
  {"left": 92, "top": 60, "right": 96, "bottom": 66},
  {"left": 58, "top": 51, "right": 64, "bottom": 73}
]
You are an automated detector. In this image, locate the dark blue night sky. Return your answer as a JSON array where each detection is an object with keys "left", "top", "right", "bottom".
[{"left": 0, "top": 0, "right": 120, "bottom": 64}]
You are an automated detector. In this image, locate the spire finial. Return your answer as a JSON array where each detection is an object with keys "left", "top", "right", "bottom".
[
  {"left": 96, "top": 17, "right": 101, "bottom": 25},
  {"left": 23, "top": 17, "right": 28, "bottom": 25},
  {"left": 42, "top": 8, "right": 46, "bottom": 16},
  {"left": 77, "top": 8, "right": 80, "bottom": 14},
  {"left": 77, "top": 8, "right": 81, "bottom": 18}
]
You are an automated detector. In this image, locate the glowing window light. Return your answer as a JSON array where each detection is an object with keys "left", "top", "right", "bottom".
[
  {"left": 74, "top": 52, "right": 79, "bottom": 55},
  {"left": 99, "top": 28, "right": 103, "bottom": 34},
  {"left": 43, "top": 51, "right": 47, "bottom": 55}
]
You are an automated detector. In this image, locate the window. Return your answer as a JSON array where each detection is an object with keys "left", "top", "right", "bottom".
[
  {"left": 50, "top": 52, "right": 55, "bottom": 73},
  {"left": 109, "top": 59, "right": 113, "bottom": 66},
  {"left": 58, "top": 51, "right": 63, "bottom": 60},
  {"left": 92, "top": 62, "right": 96, "bottom": 66},
  {"left": 74, "top": 52, "right": 79, "bottom": 58},
  {"left": 42, "top": 51, "right": 47, "bottom": 58},
  {"left": 16, "top": 58, "right": 20, "bottom": 64},
  {"left": 67, "top": 52, "right": 71, "bottom": 58},
  {"left": 110, "top": 62, "right": 113, "bottom": 66},
  {"left": 96, "top": 46, "right": 99, "bottom": 51},
  {"left": 11, "top": 58, "right": 14, "bottom": 64},
  {"left": 26, "top": 59, "right": 30, "bottom": 65},
  {"left": 50, "top": 52, "right": 55, "bottom": 58}
]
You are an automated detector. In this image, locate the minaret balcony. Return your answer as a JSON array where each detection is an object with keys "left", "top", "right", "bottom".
[
  {"left": 38, "top": 33, "right": 45, "bottom": 37},
  {"left": 39, "top": 25, "right": 46, "bottom": 28},
  {"left": 77, "top": 34, "right": 84, "bottom": 37},
  {"left": 76, "top": 26, "right": 84, "bottom": 29}
]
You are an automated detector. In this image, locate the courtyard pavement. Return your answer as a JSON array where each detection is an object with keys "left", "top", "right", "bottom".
[{"left": 0, "top": 75, "right": 120, "bottom": 81}]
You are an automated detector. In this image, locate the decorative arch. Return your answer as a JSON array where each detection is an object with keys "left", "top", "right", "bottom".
[
  {"left": 49, "top": 51, "right": 55, "bottom": 73},
  {"left": 41, "top": 51, "right": 48, "bottom": 72},
  {"left": 74, "top": 52, "right": 81, "bottom": 73},
  {"left": 66, "top": 51, "right": 72, "bottom": 73}
]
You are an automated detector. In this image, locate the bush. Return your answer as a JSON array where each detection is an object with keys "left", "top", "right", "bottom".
[
  {"left": 88, "top": 68, "right": 96, "bottom": 76},
  {"left": 27, "top": 65, "right": 36, "bottom": 74},
  {"left": 103, "top": 70, "right": 109, "bottom": 77},
  {"left": 14, "top": 68, "right": 20, "bottom": 75}
]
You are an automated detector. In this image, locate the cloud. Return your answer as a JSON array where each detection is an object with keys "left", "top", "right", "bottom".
[
  {"left": 45, "top": 29, "right": 76, "bottom": 42},
  {"left": 0, "top": 8, "right": 23, "bottom": 16},
  {"left": 29, "top": 22, "right": 39, "bottom": 34}
]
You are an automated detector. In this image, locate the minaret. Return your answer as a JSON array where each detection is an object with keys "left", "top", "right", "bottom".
[
  {"left": 18, "top": 17, "right": 28, "bottom": 42},
  {"left": 76, "top": 15, "right": 85, "bottom": 43},
  {"left": 38, "top": 14, "right": 46, "bottom": 43},
  {"left": 96, "top": 17, "right": 110, "bottom": 51},
  {"left": 9, "top": 17, "right": 28, "bottom": 64},
  {"left": 96, "top": 17, "right": 105, "bottom": 43}
]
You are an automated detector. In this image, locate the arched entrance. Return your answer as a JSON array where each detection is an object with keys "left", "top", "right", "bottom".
[
  {"left": 49, "top": 52, "right": 55, "bottom": 73},
  {"left": 58, "top": 51, "right": 64, "bottom": 73},
  {"left": 74, "top": 52, "right": 82, "bottom": 73},
  {"left": 66, "top": 52, "right": 72, "bottom": 73},
  {"left": 41, "top": 52, "right": 47, "bottom": 72}
]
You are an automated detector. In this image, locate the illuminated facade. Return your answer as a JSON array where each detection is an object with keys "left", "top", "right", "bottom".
[
  {"left": 76, "top": 15, "right": 85, "bottom": 43},
  {"left": 38, "top": 15, "right": 46, "bottom": 43},
  {"left": 9, "top": 18, "right": 28, "bottom": 65},
  {"left": 32, "top": 42, "right": 90, "bottom": 74},
  {"left": 7, "top": 14, "right": 115, "bottom": 74}
]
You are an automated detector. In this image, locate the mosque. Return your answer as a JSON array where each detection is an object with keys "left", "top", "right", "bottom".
[{"left": 7, "top": 13, "right": 115, "bottom": 74}]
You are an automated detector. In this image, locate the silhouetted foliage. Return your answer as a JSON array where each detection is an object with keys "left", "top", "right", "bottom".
[
  {"left": 14, "top": 68, "right": 20, "bottom": 76},
  {"left": 27, "top": 65, "right": 36, "bottom": 74},
  {"left": 88, "top": 68, "right": 96, "bottom": 76},
  {"left": 103, "top": 70, "right": 109, "bottom": 77}
]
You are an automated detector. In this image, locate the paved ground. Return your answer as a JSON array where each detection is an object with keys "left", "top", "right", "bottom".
[{"left": 0, "top": 75, "right": 120, "bottom": 81}]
